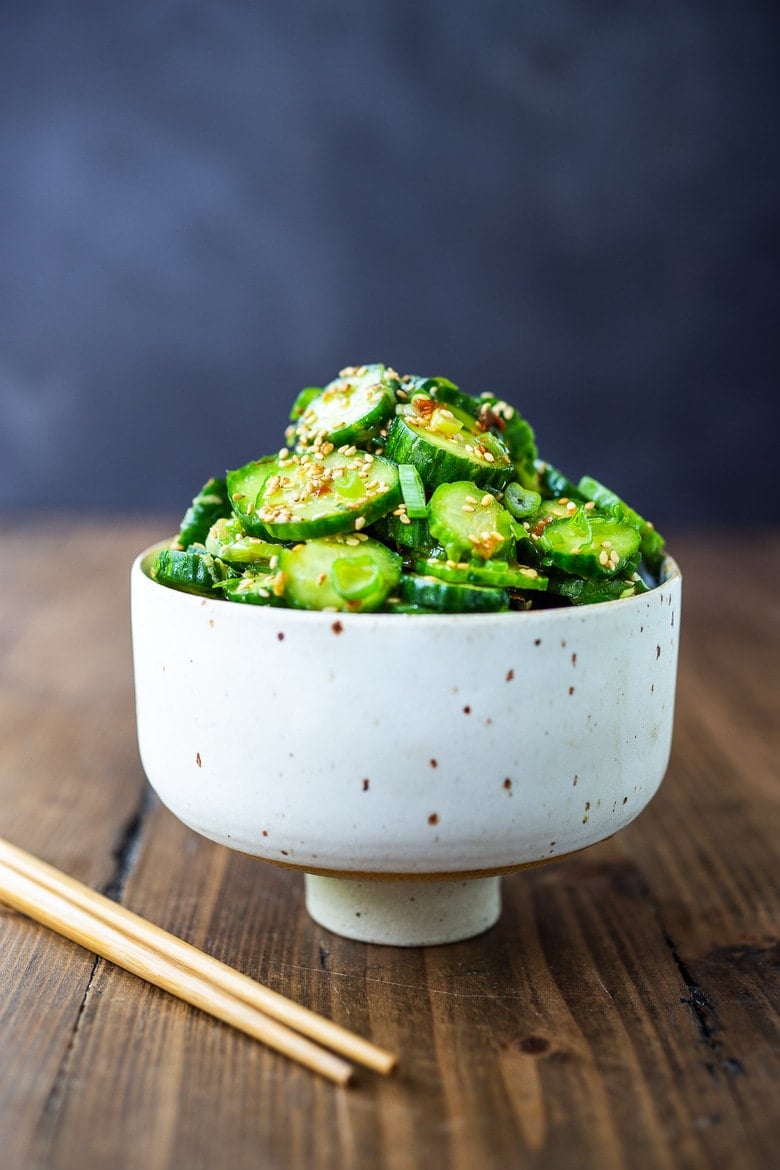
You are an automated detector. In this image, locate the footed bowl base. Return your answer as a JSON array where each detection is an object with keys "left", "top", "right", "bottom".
[{"left": 303, "top": 873, "right": 502, "bottom": 946}]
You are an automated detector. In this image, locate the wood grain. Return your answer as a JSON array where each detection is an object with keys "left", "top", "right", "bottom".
[{"left": 1, "top": 522, "right": 778, "bottom": 1170}]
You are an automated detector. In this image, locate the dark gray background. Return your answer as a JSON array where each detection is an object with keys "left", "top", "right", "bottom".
[{"left": 1, "top": 1, "right": 777, "bottom": 526}]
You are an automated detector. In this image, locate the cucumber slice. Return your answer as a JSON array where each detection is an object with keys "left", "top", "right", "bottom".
[
  {"left": 428, "top": 480, "right": 514, "bottom": 562},
  {"left": 176, "top": 477, "right": 231, "bottom": 548},
  {"left": 228, "top": 449, "right": 401, "bottom": 542},
  {"left": 219, "top": 570, "right": 286, "bottom": 605},
  {"left": 293, "top": 364, "right": 398, "bottom": 448},
  {"left": 423, "top": 377, "right": 482, "bottom": 419},
  {"left": 370, "top": 511, "right": 435, "bottom": 554},
  {"left": 536, "top": 511, "right": 641, "bottom": 578},
  {"left": 279, "top": 535, "right": 402, "bottom": 612},
  {"left": 288, "top": 386, "right": 322, "bottom": 422},
  {"left": 205, "top": 517, "right": 285, "bottom": 565},
  {"left": 577, "top": 475, "right": 666, "bottom": 569},
  {"left": 416, "top": 556, "right": 548, "bottom": 592},
  {"left": 226, "top": 455, "right": 280, "bottom": 537},
  {"left": 548, "top": 573, "right": 649, "bottom": 605},
  {"left": 385, "top": 398, "right": 512, "bottom": 492},
  {"left": 149, "top": 547, "right": 235, "bottom": 596},
  {"left": 536, "top": 462, "right": 583, "bottom": 501},
  {"left": 478, "top": 394, "right": 539, "bottom": 485},
  {"left": 399, "top": 574, "right": 509, "bottom": 613}
]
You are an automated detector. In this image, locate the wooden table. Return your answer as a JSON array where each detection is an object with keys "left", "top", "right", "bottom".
[{"left": 1, "top": 520, "right": 778, "bottom": 1170}]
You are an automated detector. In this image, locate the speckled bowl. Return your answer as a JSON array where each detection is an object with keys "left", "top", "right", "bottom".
[{"left": 130, "top": 543, "right": 681, "bottom": 946}]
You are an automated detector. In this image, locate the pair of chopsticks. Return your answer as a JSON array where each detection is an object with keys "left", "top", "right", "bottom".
[{"left": 0, "top": 837, "right": 397, "bottom": 1086}]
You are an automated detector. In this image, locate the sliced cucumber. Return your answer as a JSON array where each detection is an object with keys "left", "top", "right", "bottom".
[
  {"left": 205, "top": 516, "right": 285, "bottom": 565},
  {"left": 385, "top": 397, "right": 512, "bottom": 492},
  {"left": 219, "top": 570, "right": 286, "bottom": 605},
  {"left": 478, "top": 394, "right": 539, "bottom": 485},
  {"left": 536, "top": 462, "right": 583, "bottom": 501},
  {"left": 428, "top": 480, "right": 514, "bottom": 562},
  {"left": 289, "top": 386, "right": 322, "bottom": 422},
  {"left": 536, "top": 511, "right": 641, "bottom": 578},
  {"left": 176, "top": 477, "right": 231, "bottom": 548},
  {"left": 149, "top": 547, "right": 235, "bottom": 596},
  {"left": 399, "top": 573, "right": 509, "bottom": 613},
  {"left": 548, "top": 573, "right": 649, "bottom": 605},
  {"left": 577, "top": 475, "right": 666, "bottom": 569},
  {"left": 279, "top": 535, "right": 402, "bottom": 612},
  {"left": 369, "top": 511, "right": 434, "bottom": 553},
  {"left": 228, "top": 449, "right": 401, "bottom": 542},
  {"left": 416, "top": 556, "right": 548, "bottom": 592},
  {"left": 227, "top": 455, "right": 280, "bottom": 537},
  {"left": 293, "top": 364, "right": 398, "bottom": 448}
]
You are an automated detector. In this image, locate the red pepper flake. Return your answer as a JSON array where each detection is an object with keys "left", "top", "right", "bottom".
[
  {"left": 277, "top": 632, "right": 285, "bottom": 641},
  {"left": 332, "top": 620, "right": 344, "bottom": 635},
  {"left": 506, "top": 669, "right": 515, "bottom": 681},
  {"left": 262, "top": 829, "right": 269, "bottom": 837},
  {"left": 195, "top": 753, "right": 202, "bottom": 768},
  {"left": 430, "top": 759, "right": 438, "bottom": 768},
  {"left": 428, "top": 813, "right": 439, "bottom": 826},
  {"left": 463, "top": 705, "right": 471, "bottom": 715},
  {"left": 362, "top": 778, "right": 370, "bottom": 791},
  {"left": 569, "top": 686, "right": 575, "bottom": 696},
  {"left": 503, "top": 778, "right": 512, "bottom": 790}
]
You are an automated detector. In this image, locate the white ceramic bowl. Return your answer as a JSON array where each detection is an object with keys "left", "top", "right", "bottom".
[{"left": 131, "top": 543, "right": 681, "bottom": 945}]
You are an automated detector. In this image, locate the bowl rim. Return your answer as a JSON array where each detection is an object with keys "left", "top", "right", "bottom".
[{"left": 132, "top": 538, "right": 681, "bottom": 628}]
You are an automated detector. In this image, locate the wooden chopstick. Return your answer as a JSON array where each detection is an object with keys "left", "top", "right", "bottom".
[{"left": 0, "top": 838, "right": 397, "bottom": 1084}]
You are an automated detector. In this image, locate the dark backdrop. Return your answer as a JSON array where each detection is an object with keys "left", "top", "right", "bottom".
[{"left": 1, "top": 1, "right": 777, "bottom": 525}]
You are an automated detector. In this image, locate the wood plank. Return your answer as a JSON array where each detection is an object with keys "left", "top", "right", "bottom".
[
  {"left": 1, "top": 524, "right": 778, "bottom": 1170},
  {"left": 0, "top": 519, "right": 168, "bottom": 1168}
]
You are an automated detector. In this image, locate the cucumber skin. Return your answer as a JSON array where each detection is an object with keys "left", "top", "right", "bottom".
[
  {"left": 548, "top": 574, "right": 648, "bottom": 605},
  {"left": 150, "top": 548, "right": 235, "bottom": 597},
  {"left": 226, "top": 456, "right": 280, "bottom": 538},
  {"left": 177, "top": 478, "right": 231, "bottom": 548},
  {"left": 416, "top": 557, "right": 549, "bottom": 592},
  {"left": 384, "top": 416, "right": 513, "bottom": 493},
  {"left": 399, "top": 573, "right": 510, "bottom": 613}
]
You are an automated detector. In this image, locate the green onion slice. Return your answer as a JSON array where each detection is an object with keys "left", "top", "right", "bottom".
[{"left": 398, "top": 464, "right": 428, "bottom": 518}]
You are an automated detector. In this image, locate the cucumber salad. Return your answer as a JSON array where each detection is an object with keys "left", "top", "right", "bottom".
[{"left": 150, "top": 363, "right": 666, "bottom": 614}]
